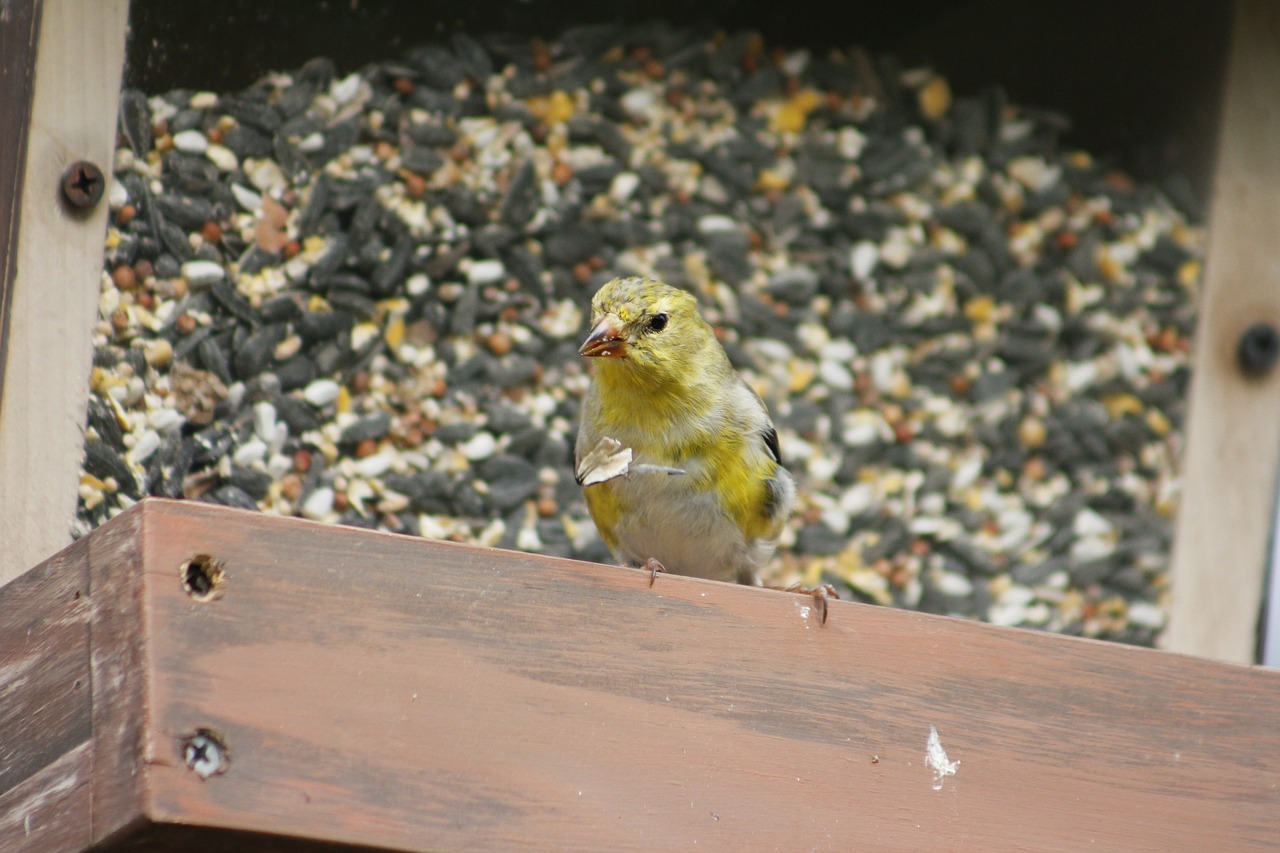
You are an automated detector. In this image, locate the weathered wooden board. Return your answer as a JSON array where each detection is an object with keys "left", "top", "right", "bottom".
[
  {"left": 0, "top": 0, "right": 130, "bottom": 586},
  {"left": 1166, "top": 0, "right": 1280, "bottom": 663},
  {"left": 0, "top": 0, "right": 41, "bottom": 399},
  {"left": 2, "top": 499, "right": 1280, "bottom": 851},
  {"left": 0, "top": 537, "right": 94, "bottom": 853}
]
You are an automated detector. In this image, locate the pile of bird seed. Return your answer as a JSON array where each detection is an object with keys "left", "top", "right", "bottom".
[{"left": 80, "top": 24, "right": 1202, "bottom": 645}]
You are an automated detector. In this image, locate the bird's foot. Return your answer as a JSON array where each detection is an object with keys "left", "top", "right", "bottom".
[
  {"left": 778, "top": 582, "right": 839, "bottom": 626},
  {"left": 644, "top": 557, "right": 667, "bottom": 588}
]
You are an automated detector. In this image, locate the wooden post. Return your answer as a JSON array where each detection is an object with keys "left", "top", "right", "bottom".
[
  {"left": 3, "top": 499, "right": 1280, "bottom": 851},
  {"left": 1165, "top": 0, "right": 1280, "bottom": 663},
  {"left": 0, "top": 0, "right": 42, "bottom": 400},
  {"left": 0, "top": 0, "right": 130, "bottom": 585}
]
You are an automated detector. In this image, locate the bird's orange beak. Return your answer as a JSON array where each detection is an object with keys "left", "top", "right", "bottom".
[{"left": 579, "top": 315, "right": 629, "bottom": 358}]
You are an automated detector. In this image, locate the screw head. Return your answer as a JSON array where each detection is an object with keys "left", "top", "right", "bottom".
[
  {"left": 1237, "top": 322, "right": 1280, "bottom": 377},
  {"left": 181, "top": 728, "right": 230, "bottom": 779},
  {"left": 60, "top": 160, "right": 105, "bottom": 210}
]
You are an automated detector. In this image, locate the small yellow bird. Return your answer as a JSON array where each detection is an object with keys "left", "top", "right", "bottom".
[{"left": 574, "top": 276, "right": 795, "bottom": 585}]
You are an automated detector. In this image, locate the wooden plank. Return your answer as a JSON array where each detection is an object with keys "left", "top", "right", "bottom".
[
  {"left": 0, "top": 0, "right": 130, "bottom": 586},
  {"left": 0, "top": 531, "right": 93, "bottom": 853},
  {"left": 114, "top": 500, "right": 1280, "bottom": 851},
  {"left": 0, "top": 535, "right": 91, "bottom": 798},
  {"left": 97, "top": 824, "right": 388, "bottom": 852},
  {"left": 1166, "top": 0, "right": 1280, "bottom": 663},
  {"left": 85, "top": 507, "right": 152, "bottom": 848},
  {"left": 0, "top": 0, "right": 42, "bottom": 405},
  {"left": 0, "top": 742, "right": 93, "bottom": 853},
  {"left": 0, "top": 521, "right": 146, "bottom": 853},
  {"left": 7, "top": 498, "right": 1280, "bottom": 849}
]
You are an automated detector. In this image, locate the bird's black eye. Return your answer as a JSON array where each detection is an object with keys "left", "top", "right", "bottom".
[{"left": 647, "top": 313, "right": 669, "bottom": 333}]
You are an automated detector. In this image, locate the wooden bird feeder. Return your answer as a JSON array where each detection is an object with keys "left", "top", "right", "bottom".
[{"left": 5, "top": 1, "right": 1280, "bottom": 850}]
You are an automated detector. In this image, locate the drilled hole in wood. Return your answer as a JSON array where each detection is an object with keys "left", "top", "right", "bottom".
[
  {"left": 181, "top": 728, "right": 230, "bottom": 780},
  {"left": 181, "top": 554, "right": 225, "bottom": 601}
]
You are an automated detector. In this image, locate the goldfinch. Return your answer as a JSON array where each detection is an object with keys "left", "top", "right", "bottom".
[{"left": 574, "top": 276, "right": 795, "bottom": 585}]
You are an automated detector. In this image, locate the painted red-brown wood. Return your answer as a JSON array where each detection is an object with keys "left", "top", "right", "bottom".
[
  {"left": 2, "top": 499, "right": 1280, "bottom": 851},
  {"left": 0, "top": 533, "right": 93, "bottom": 853}
]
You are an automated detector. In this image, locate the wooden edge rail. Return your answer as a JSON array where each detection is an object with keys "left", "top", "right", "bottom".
[{"left": 1, "top": 498, "right": 1279, "bottom": 851}]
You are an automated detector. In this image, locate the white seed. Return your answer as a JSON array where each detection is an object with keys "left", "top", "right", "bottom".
[
  {"left": 108, "top": 179, "right": 129, "bottom": 209},
  {"left": 232, "top": 437, "right": 267, "bottom": 468},
  {"left": 181, "top": 260, "right": 225, "bottom": 287},
  {"left": 230, "top": 183, "right": 262, "bottom": 212},
  {"left": 253, "top": 401, "right": 278, "bottom": 441},
  {"left": 850, "top": 240, "right": 879, "bottom": 279},
  {"left": 301, "top": 487, "right": 335, "bottom": 520},
  {"left": 354, "top": 449, "right": 396, "bottom": 478},
  {"left": 468, "top": 259, "right": 506, "bottom": 285},
  {"left": 127, "top": 430, "right": 161, "bottom": 465},
  {"left": 460, "top": 431, "right": 497, "bottom": 460},
  {"left": 172, "top": 129, "right": 209, "bottom": 154},
  {"left": 206, "top": 144, "right": 239, "bottom": 172},
  {"left": 303, "top": 379, "right": 342, "bottom": 407},
  {"left": 609, "top": 171, "right": 641, "bottom": 203},
  {"left": 148, "top": 408, "right": 185, "bottom": 434}
]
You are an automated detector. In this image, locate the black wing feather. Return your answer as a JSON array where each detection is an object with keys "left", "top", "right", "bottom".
[{"left": 763, "top": 424, "right": 782, "bottom": 465}]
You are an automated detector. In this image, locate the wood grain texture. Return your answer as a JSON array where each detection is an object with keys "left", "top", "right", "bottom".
[
  {"left": 0, "top": 534, "right": 90, "bottom": 797},
  {"left": 0, "top": 0, "right": 42, "bottom": 404},
  {"left": 0, "top": 742, "right": 93, "bottom": 853},
  {"left": 0, "top": 537, "right": 92, "bottom": 853},
  {"left": 115, "top": 500, "right": 1280, "bottom": 851},
  {"left": 85, "top": 507, "right": 152, "bottom": 847},
  {"left": 1166, "top": 0, "right": 1280, "bottom": 663},
  {"left": 0, "top": 0, "right": 130, "bottom": 586},
  {"left": 6, "top": 498, "right": 1280, "bottom": 850}
]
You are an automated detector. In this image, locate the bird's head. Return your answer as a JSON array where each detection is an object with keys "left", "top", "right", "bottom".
[{"left": 579, "top": 277, "right": 713, "bottom": 382}]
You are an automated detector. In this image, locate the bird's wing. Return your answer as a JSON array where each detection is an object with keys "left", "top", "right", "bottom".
[
  {"left": 735, "top": 378, "right": 784, "bottom": 466},
  {"left": 763, "top": 423, "right": 783, "bottom": 465}
]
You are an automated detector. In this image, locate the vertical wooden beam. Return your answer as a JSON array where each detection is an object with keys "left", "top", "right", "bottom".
[
  {"left": 0, "top": 0, "right": 130, "bottom": 585},
  {"left": 0, "top": 1, "right": 42, "bottom": 403},
  {"left": 1166, "top": 0, "right": 1280, "bottom": 663}
]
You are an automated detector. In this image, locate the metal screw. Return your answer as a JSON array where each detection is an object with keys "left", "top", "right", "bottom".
[
  {"left": 182, "top": 729, "right": 230, "bottom": 780},
  {"left": 1237, "top": 322, "right": 1280, "bottom": 377},
  {"left": 60, "top": 160, "right": 104, "bottom": 210}
]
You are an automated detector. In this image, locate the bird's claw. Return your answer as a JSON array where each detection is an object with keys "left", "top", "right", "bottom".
[
  {"left": 644, "top": 557, "right": 667, "bottom": 588},
  {"left": 783, "top": 582, "right": 839, "bottom": 626}
]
